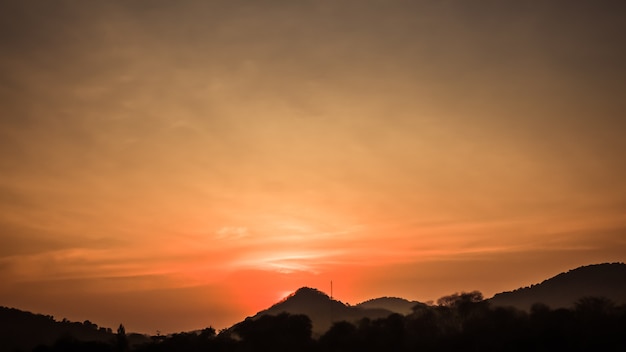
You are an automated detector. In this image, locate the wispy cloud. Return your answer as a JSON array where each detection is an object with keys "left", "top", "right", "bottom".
[
  {"left": 215, "top": 226, "right": 249, "bottom": 239},
  {"left": 230, "top": 249, "right": 346, "bottom": 275}
]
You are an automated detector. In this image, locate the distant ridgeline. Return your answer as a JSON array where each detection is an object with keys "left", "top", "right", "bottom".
[
  {"left": 489, "top": 262, "right": 626, "bottom": 310},
  {"left": 3, "top": 262, "right": 626, "bottom": 351},
  {"left": 251, "top": 287, "right": 418, "bottom": 335},
  {"left": 251, "top": 263, "right": 626, "bottom": 335},
  {"left": 192, "top": 268, "right": 626, "bottom": 352}
]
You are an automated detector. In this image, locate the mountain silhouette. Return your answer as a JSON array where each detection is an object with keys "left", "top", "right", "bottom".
[
  {"left": 356, "top": 297, "right": 426, "bottom": 315},
  {"left": 4, "top": 262, "right": 626, "bottom": 350},
  {"left": 251, "top": 287, "right": 396, "bottom": 335},
  {"left": 249, "top": 263, "right": 626, "bottom": 333},
  {"left": 490, "top": 262, "right": 626, "bottom": 310}
]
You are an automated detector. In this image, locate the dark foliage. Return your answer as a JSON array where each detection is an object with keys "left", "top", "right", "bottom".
[
  {"left": 33, "top": 337, "right": 113, "bottom": 352},
  {"left": 4, "top": 293, "right": 626, "bottom": 351},
  {"left": 128, "top": 295, "right": 626, "bottom": 352},
  {"left": 0, "top": 306, "right": 117, "bottom": 352},
  {"left": 230, "top": 313, "right": 314, "bottom": 352}
]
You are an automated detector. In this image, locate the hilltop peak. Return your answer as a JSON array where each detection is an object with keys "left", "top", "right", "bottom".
[
  {"left": 253, "top": 287, "right": 393, "bottom": 334},
  {"left": 293, "top": 287, "right": 330, "bottom": 298},
  {"left": 356, "top": 296, "right": 424, "bottom": 315},
  {"left": 276, "top": 287, "right": 331, "bottom": 305}
]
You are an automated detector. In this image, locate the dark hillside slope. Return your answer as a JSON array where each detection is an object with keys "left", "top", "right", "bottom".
[
  {"left": 490, "top": 262, "right": 626, "bottom": 310},
  {"left": 356, "top": 297, "right": 425, "bottom": 315},
  {"left": 252, "top": 287, "right": 393, "bottom": 334}
]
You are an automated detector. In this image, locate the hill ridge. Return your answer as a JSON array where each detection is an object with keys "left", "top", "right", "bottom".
[{"left": 489, "top": 262, "right": 626, "bottom": 310}]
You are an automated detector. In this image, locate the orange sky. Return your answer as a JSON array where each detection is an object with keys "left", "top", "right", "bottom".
[{"left": 1, "top": 1, "right": 625, "bottom": 334}]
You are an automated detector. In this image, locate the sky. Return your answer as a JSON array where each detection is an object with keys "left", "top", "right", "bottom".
[{"left": 1, "top": 0, "right": 625, "bottom": 334}]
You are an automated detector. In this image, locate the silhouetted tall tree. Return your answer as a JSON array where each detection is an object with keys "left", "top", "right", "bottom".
[{"left": 115, "top": 324, "right": 128, "bottom": 352}]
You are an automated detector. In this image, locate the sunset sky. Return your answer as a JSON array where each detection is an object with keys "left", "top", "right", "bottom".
[{"left": 1, "top": 1, "right": 625, "bottom": 334}]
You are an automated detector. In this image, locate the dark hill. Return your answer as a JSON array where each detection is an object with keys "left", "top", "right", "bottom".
[
  {"left": 356, "top": 297, "right": 425, "bottom": 315},
  {"left": 0, "top": 306, "right": 149, "bottom": 352},
  {"left": 251, "top": 287, "right": 394, "bottom": 334},
  {"left": 0, "top": 306, "right": 114, "bottom": 351},
  {"left": 490, "top": 262, "right": 626, "bottom": 311}
]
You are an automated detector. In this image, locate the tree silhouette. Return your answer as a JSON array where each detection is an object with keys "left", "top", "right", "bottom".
[
  {"left": 232, "top": 313, "right": 314, "bottom": 352},
  {"left": 319, "top": 320, "right": 358, "bottom": 352},
  {"left": 115, "top": 324, "right": 128, "bottom": 352},
  {"left": 436, "top": 291, "right": 484, "bottom": 308},
  {"left": 13, "top": 292, "right": 626, "bottom": 352}
]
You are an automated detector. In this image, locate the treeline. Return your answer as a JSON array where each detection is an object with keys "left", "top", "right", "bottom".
[
  {"left": 0, "top": 306, "right": 117, "bottom": 352},
  {"left": 29, "top": 293, "right": 626, "bottom": 352}
]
